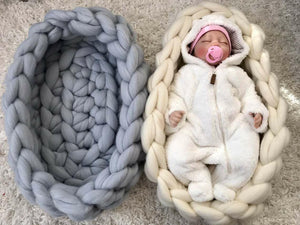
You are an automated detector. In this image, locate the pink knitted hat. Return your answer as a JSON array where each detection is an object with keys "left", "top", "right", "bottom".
[{"left": 189, "top": 25, "right": 232, "bottom": 54}]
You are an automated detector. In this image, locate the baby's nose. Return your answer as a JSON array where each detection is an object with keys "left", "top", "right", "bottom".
[{"left": 211, "top": 40, "right": 220, "bottom": 46}]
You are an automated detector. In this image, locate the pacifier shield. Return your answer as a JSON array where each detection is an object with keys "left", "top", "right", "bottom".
[{"left": 206, "top": 46, "right": 223, "bottom": 64}]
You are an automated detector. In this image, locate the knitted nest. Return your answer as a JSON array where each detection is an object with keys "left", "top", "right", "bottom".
[
  {"left": 141, "top": 2, "right": 290, "bottom": 224},
  {"left": 3, "top": 7, "right": 149, "bottom": 221}
]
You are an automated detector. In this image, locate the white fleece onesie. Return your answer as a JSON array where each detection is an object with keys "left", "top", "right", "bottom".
[{"left": 165, "top": 15, "right": 269, "bottom": 203}]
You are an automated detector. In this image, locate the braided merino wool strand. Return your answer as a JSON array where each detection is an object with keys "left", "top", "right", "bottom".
[
  {"left": 141, "top": 2, "right": 290, "bottom": 224},
  {"left": 3, "top": 7, "right": 149, "bottom": 221}
]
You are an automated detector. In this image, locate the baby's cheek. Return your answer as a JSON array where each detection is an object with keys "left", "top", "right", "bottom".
[
  {"left": 222, "top": 47, "right": 231, "bottom": 60},
  {"left": 222, "top": 54, "right": 229, "bottom": 61},
  {"left": 194, "top": 47, "right": 207, "bottom": 60}
]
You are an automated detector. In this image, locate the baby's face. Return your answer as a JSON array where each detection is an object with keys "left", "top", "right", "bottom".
[{"left": 193, "top": 30, "right": 231, "bottom": 66}]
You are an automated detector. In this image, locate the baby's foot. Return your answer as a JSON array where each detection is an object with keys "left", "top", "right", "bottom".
[
  {"left": 189, "top": 182, "right": 214, "bottom": 202},
  {"left": 213, "top": 183, "right": 236, "bottom": 202}
]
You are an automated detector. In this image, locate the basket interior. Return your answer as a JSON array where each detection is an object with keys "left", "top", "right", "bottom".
[{"left": 30, "top": 36, "right": 121, "bottom": 187}]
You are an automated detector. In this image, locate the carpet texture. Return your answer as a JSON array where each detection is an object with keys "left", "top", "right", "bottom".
[{"left": 0, "top": 0, "right": 299, "bottom": 225}]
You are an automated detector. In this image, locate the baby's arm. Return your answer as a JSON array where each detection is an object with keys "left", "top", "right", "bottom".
[
  {"left": 228, "top": 68, "right": 269, "bottom": 133},
  {"left": 165, "top": 70, "right": 191, "bottom": 134}
]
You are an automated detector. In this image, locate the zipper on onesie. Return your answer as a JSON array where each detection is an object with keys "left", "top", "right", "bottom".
[
  {"left": 211, "top": 70, "right": 232, "bottom": 173},
  {"left": 210, "top": 74, "right": 216, "bottom": 85}
]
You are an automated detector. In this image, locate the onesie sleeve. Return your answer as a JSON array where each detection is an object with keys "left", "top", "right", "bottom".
[
  {"left": 229, "top": 68, "right": 269, "bottom": 133},
  {"left": 165, "top": 71, "right": 189, "bottom": 134}
]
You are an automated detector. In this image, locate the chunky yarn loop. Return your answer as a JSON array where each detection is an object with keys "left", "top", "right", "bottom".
[
  {"left": 141, "top": 2, "right": 290, "bottom": 224},
  {"left": 3, "top": 7, "right": 149, "bottom": 221}
]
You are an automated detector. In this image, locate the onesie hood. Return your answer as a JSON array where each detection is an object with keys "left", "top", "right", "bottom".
[{"left": 181, "top": 15, "right": 249, "bottom": 67}]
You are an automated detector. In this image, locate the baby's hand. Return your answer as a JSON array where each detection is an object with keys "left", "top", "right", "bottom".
[
  {"left": 249, "top": 113, "right": 263, "bottom": 129},
  {"left": 169, "top": 111, "right": 185, "bottom": 127}
]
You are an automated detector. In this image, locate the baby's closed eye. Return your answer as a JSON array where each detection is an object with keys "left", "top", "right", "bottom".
[{"left": 218, "top": 38, "right": 228, "bottom": 44}]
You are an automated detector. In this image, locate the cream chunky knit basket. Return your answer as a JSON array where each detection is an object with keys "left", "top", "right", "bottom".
[{"left": 141, "top": 2, "right": 290, "bottom": 224}]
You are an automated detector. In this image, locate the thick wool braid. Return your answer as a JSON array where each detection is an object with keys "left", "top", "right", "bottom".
[
  {"left": 3, "top": 7, "right": 149, "bottom": 221},
  {"left": 141, "top": 2, "right": 290, "bottom": 224}
]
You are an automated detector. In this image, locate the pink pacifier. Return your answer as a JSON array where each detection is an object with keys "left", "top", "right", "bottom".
[{"left": 206, "top": 46, "right": 223, "bottom": 64}]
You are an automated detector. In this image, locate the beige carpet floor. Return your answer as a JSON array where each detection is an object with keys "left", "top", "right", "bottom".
[{"left": 0, "top": 0, "right": 299, "bottom": 224}]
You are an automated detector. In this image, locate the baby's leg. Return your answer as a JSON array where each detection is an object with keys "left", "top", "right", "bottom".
[
  {"left": 187, "top": 161, "right": 214, "bottom": 202},
  {"left": 212, "top": 122, "right": 259, "bottom": 202},
  {"left": 166, "top": 127, "right": 216, "bottom": 202}
]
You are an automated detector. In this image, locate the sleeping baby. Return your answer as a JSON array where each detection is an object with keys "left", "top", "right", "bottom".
[{"left": 165, "top": 15, "right": 269, "bottom": 203}]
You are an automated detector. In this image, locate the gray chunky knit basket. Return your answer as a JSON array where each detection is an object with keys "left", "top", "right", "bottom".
[{"left": 2, "top": 7, "right": 149, "bottom": 221}]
